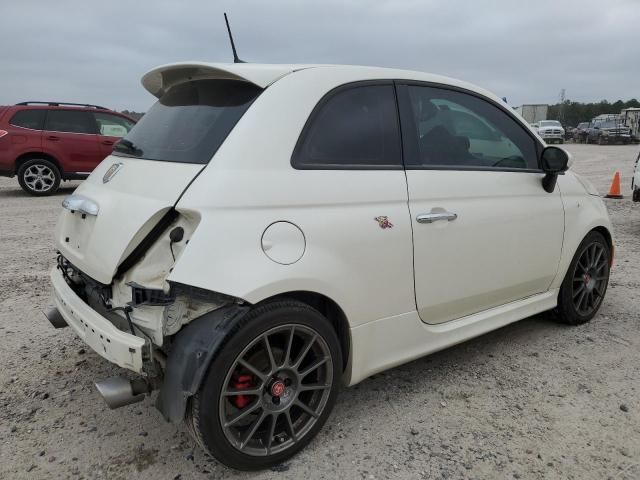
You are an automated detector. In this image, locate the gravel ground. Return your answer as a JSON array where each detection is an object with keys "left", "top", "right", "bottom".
[{"left": 1, "top": 144, "right": 638, "bottom": 480}]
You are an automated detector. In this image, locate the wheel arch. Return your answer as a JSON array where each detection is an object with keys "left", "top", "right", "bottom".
[
  {"left": 256, "top": 290, "right": 351, "bottom": 374},
  {"left": 591, "top": 225, "right": 614, "bottom": 266},
  {"left": 15, "top": 151, "right": 62, "bottom": 174}
]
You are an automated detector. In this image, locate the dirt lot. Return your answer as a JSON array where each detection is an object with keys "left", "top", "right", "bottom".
[{"left": 1, "top": 144, "right": 638, "bottom": 480}]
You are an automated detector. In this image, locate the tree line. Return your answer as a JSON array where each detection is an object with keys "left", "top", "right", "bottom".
[{"left": 547, "top": 99, "right": 640, "bottom": 127}]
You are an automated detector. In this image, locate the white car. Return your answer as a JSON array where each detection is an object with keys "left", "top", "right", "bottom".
[
  {"left": 48, "top": 62, "right": 613, "bottom": 470},
  {"left": 537, "top": 120, "right": 565, "bottom": 144}
]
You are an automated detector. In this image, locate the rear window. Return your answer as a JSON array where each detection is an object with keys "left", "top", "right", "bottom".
[
  {"left": 10, "top": 109, "right": 46, "bottom": 130},
  {"left": 113, "top": 79, "right": 261, "bottom": 164}
]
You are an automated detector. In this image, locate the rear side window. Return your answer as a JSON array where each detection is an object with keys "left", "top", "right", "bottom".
[
  {"left": 113, "top": 79, "right": 261, "bottom": 164},
  {"left": 93, "top": 112, "right": 135, "bottom": 138},
  {"left": 292, "top": 84, "right": 402, "bottom": 169},
  {"left": 10, "top": 109, "right": 46, "bottom": 130},
  {"left": 45, "top": 110, "right": 97, "bottom": 134}
]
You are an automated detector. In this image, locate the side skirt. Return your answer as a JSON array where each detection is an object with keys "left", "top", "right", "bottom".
[{"left": 346, "top": 290, "right": 558, "bottom": 385}]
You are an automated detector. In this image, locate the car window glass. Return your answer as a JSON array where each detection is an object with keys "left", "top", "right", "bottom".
[
  {"left": 293, "top": 84, "right": 401, "bottom": 168},
  {"left": 45, "top": 110, "right": 96, "bottom": 134},
  {"left": 93, "top": 113, "right": 135, "bottom": 137},
  {"left": 405, "top": 86, "right": 538, "bottom": 169},
  {"left": 113, "top": 79, "right": 261, "bottom": 164},
  {"left": 10, "top": 109, "right": 46, "bottom": 130}
]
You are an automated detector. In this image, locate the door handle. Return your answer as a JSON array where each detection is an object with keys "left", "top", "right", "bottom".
[
  {"left": 102, "top": 140, "right": 114, "bottom": 146},
  {"left": 416, "top": 212, "right": 458, "bottom": 224},
  {"left": 46, "top": 135, "right": 60, "bottom": 142}
]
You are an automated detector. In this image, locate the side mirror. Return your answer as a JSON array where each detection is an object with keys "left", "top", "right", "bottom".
[
  {"left": 541, "top": 146, "right": 569, "bottom": 173},
  {"left": 541, "top": 146, "right": 569, "bottom": 193}
]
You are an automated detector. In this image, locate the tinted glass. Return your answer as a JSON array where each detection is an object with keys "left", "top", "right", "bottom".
[
  {"left": 45, "top": 110, "right": 96, "bottom": 134},
  {"left": 10, "top": 109, "right": 46, "bottom": 130},
  {"left": 404, "top": 86, "right": 538, "bottom": 169},
  {"left": 293, "top": 84, "right": 401, "bottom": 168},
  {"left": 94, "top": 112, "right": 135, "bottom": 138},
  {"left": 113, "top": 79, "right": 261, "bottom": 164}
]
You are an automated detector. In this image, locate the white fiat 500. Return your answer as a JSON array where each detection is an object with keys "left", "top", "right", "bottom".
[{"left": 49, "top": 62, "right": 613, "bottom": 470}]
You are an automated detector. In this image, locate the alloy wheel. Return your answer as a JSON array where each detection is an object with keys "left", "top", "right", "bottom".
[
  {"left": 219, "top": 324, "right": 333, "bottom": 456},
  {"left": 23, "top": 164, "right": 55, "bottom": 192},
  {"left": 572, "top": 242, "right": 608, "bottom": 316}
]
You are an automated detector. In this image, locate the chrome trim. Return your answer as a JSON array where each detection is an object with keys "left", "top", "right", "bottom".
[
  {"left": 62, "top": 194, "right": 99, "bottom": 216},
  {"left": 416, "top": 212, "right": 458, "bottom": 224}
]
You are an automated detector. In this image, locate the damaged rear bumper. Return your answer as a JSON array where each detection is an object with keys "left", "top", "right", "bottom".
[{"left": 50, "top": 266, "right": 146, "bottom": 373}]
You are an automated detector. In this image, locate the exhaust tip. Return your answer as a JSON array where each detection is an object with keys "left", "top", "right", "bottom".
[
  {"left": 45, "top": 308, "right": 67, "bottom": 329},
  {"left": 95, "top": 377, "right": 147, "bottom": 409}
]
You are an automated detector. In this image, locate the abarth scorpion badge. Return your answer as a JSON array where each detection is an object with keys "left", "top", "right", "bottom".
[{"left": 374, "top": 216, "right": 394, "bottom": 229}]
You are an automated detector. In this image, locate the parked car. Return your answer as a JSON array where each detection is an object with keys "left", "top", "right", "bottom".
[
  {"left": 536, "top": 120, "right": 565, "bottom": 144},
  {"left": 48, "top": 62, "right": 613, "bottom": 470},
  {"left": 633, "top": 150, "right": 640, "bottom": 201},
  {"left": 586, "top": 119, "right": 633, "bottom": 145},
  {"left": 563, "top": 125, "right": 574, "bottom": 141},
  {"left": 572, "top": 122, "right": 590, "bottom": 143},
  {"left": 0, "top": 102, "right": 136, "bottom": 195}
]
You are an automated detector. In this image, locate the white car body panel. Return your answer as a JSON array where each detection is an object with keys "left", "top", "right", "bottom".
[
  {"left": 51, "top": 63, "right": 613, "bottom": 387},
  {"left": 56, "top": 158, "right": 202, "bottom": 283},
  {"left": 406, "top": 169, "right": 564, "bottom": 324}
]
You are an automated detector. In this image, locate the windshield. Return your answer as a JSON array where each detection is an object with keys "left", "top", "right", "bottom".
[
  {"left": 597, "top": 120, "right": 621, "bottom": 129},
  {"left": 114, "top": 79, "right": 261, "bottom": 164},
  {"left": 539, "top": 120, "right": 561, "bottom": 127}
]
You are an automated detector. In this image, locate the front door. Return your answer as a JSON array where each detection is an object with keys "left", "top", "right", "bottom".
[{"left": 397, "top": 83, "right": 565, "bottom": 324}]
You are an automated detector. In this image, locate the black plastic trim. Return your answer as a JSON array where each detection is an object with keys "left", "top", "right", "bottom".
[{"left": 156, "top": 304, "right": 250, "bottom": 422}]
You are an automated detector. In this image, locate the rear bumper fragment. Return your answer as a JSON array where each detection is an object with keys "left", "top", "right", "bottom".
[{"left": 50, "top": 266, "right": 146, "bottom": 373}]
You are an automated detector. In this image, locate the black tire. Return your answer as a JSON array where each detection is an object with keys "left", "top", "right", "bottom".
[
  {"left": 554, "top": 231, "right": 610, "bottom": 325},
  {"left": 17, "top": 158, "right": 61, "bottom": 196},
  {"left": 187, "top": 300, "right": 342, "bottom": 470}
]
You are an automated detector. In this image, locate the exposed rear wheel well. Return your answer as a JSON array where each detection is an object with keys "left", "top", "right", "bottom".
[
  {"left": 263, "top": 291, "right": 350, "bottom": 372},
  {"left": 15, "top": 152, "right": 62, "bottom": 174}
]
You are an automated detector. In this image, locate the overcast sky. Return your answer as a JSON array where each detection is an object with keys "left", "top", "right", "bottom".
[{"left": 2, "top": 0, "right": 638, "bottom": 111}]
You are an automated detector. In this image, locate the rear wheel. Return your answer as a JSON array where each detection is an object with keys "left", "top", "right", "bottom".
[
  {"left": 554, "top": 231, "right": 610, "bottom": 325},
  {"left": 187, "top": 300, "right": 342, "bottom": 470},
  {"left": 17, "top": 158, "right": 61, "bottom": 196}
]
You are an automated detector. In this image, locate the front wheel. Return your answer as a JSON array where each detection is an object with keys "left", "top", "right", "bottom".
[
  {"left": 187, "top": 300, "right": 342, "bottom": 470},
  {"left": 17, "top": 158, "right": 61, "bottom": 196},
  {"left": 554, "top": 231, "right": 610, "bottom": 325}
]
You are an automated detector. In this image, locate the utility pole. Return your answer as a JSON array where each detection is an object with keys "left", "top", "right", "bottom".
[{"left": 559, "top": 88, "right": 566, "bottom": 124}]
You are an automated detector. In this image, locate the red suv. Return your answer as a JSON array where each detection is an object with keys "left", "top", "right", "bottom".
[{"left": 0, "top": 102, "right": 136, "bottom": 195}]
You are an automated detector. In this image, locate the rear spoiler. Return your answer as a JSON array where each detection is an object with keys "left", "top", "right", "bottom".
[{"left": 141, "top": 62, "right": 303, "bottom": 98}]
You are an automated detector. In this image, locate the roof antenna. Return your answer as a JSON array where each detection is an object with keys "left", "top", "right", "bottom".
[{"left": 224, "top": 13, "right": 245, "bottom": 63}]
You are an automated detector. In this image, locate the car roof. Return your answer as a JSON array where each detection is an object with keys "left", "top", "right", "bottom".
[{"left": 141, "top": 62, "right": 505, "bottom": 106}]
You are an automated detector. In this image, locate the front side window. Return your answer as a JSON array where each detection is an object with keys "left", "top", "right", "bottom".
[
  {"left": 94, "top": 112, "right": 135, "bottom": 138},
  {"left": 402, "top": 85, "right": 538, "bottom": 170},
  {"left": 10, "top": 109, "right": 46, "bottom": 130},
  {"left": 45, "top": 110, "right": 96, "bottom": 134},
  {"left": 113, "top": 79, "right": 261, "bottom": 164},
  {"left": 293, "top": 84, "right": 402, "bottom": 168}
]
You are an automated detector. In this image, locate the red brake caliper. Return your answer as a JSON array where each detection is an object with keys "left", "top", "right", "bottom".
[{"left": 232, "top": 374, "right": 254, "bottom": 409}]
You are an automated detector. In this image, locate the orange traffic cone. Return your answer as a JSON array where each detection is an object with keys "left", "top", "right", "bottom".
[{"left": 605, "top": 171, "right": 624, "bottom": 199}]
